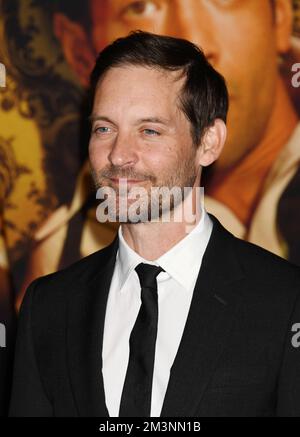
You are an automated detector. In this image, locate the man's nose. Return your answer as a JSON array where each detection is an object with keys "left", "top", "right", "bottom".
[
  {"left": 165, "top": 0, "right": 218, "bottom": 64},
  {"left": 108, "top": 132, "right": 138, "bottom": 168}
]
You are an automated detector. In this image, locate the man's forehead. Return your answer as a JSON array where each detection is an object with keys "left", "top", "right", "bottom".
[
  {"left": 94, "top": 65, "right": 186, "bottom": 101},
  {"left": 92, "top": 65, "right": 187, "bottom": 122},
  {"left": 99, "top": 64, "right": 183, "bottom": 81},
  {"left": 92, "top": 69, "right": 181, "bottom": 111}
]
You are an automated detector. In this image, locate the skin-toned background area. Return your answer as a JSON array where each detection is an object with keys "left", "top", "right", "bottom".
[{"left": 0, "top": 0, "right": 300, "bottom": 415}]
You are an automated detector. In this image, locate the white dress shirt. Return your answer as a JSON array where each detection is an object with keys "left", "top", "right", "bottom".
[{"left": 102, "top": 209, "right": 213, "bottom": 417}]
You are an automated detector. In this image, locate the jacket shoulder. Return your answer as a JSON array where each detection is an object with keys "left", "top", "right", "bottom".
[
  {"left": 234, "top": 235, "right": 300, "bottom": 281},
  {"left": 209, "top": 213, "right": 300, "bottom": 308},
  {"left": 21, "top": 237, "right": 118, "bottom": 310}
]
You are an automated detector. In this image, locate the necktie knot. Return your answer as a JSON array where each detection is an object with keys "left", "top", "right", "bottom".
[{"left": 135, "top": 263, "right": 164, "bottom": 289}]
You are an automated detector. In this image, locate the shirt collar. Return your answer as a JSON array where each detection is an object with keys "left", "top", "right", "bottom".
[
  {"left": 117, "top": 227, "right": 159, "bottom": 293},
  {"left": 116, "top": 208, "right": 213, "bottom": 293}
]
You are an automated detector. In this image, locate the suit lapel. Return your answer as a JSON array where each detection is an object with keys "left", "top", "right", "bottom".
[
  {"left": 67, "top": 235, "right": 119, "bottom": 417},
  {"left": 160, "top": 215, "right": 245, "bottom": 417}
]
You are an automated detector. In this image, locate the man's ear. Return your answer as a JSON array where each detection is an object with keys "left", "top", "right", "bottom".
[
  {"left": 274, "top": 0, "right": 293, "bottom": 54},
  {"left": 196, "top": 119, "right": 227, "bottom": 167},
  {"left": 53, "top": 13, "right": 96, "bottom": 87}
]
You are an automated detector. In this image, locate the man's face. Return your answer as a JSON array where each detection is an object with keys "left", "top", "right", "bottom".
[
  {"left": 88, "top": 0, "right": 288, "bottom": 171},
  {"left": 89, "top": 66, "right": 200, "bottom": 221}
]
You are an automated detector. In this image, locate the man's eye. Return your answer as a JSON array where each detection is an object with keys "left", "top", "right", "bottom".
[
  {"left": 94, "top": 126, "right": 111, "bottom": 134},
  {"left": 143, "top": 128, "right": 160, "bottom": 136},
  {"left": 121, "top": 1, "right": 158, "bottom": 18}
]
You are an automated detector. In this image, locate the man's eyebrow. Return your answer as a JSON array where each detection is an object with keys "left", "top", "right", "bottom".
[
  {"left": 135, "top": 117, "right": 171, "bottom": 125},
  {"left": 89, "top": 115, "right": 114, "bottom": 124},
  {"left": 88, "top": 115, "right": 171, "bottom": 125}
]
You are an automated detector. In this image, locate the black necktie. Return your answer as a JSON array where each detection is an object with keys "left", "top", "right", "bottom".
[{"left": 118, "top": 262, "right": 164, "bottom": 417}]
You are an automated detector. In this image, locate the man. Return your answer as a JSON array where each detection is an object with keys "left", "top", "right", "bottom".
[
  {"left": 50, "top": 0, "right": 300, "bottom": 260},
  {"left": 11, "top": 0, "right": 300, "bottom": 311},
  {"left": 9, "top": 32, "right": 300, "bottom": 417}
]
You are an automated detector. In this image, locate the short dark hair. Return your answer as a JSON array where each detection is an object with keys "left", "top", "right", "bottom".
[{"left": 89, "top": 31, "right": 229, "bottom": 146}]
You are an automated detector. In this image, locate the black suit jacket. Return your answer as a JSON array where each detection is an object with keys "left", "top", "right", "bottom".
[{"left": 9, "top": 214, "right": 300, "bottom": 417}]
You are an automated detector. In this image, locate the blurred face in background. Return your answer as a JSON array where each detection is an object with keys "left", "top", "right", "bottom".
[{"left": 55, "top": 0, "right": 293, "bottom": 171}]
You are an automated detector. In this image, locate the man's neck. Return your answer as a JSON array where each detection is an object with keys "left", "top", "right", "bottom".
[
  {"left": 121, "top": 190, "right": 202, "bottom": 260},
  {"left": 207, "top": 78, "right": 298, "bottom": 228}
]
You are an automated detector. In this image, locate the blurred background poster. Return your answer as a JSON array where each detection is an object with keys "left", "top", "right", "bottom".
[{"left": 0, "top": 0, "right": 300, "bottom": 414}]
